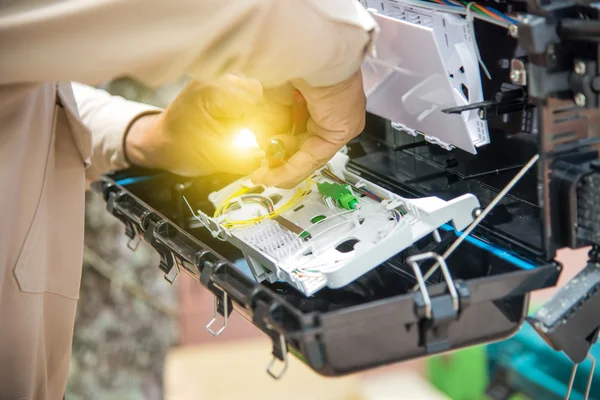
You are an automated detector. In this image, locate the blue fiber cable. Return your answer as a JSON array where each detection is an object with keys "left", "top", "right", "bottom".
[
  {"left": 487, "top": 7, "right": 519, "bottom": 25},
  {"left": 439, "top": 224, "right": 537, "bottom": 270},
  {"left": 440, "top": 0, "right": 460, "bottom": 6},
  {"left": 115, "top": 174, "right": 163, "bottom": 186}
]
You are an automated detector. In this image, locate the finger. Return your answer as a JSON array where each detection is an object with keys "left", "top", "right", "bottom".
[
  {"left": 264, "top": 133, "right": 305, "bottom": 157},
  {"left": 291, "top": 89, "right": 309, "bottom": 135},
  {"left": 246, "top": 100, "right": 292, "bottom": 148},
  {"left": 292, "top": 70, "right": 366, "bottom": 136},
  {"left": 248, "top": 84, "right": 297, "bottom": 147},
  {"left": 306, "top": 114, "right": 365, "bottom": 144},
  {"left": 250, "top": 165, "right": 269, "bottom": 186},
  {"left": 251, "top": 135, "right": 341, "bottom": 188}
]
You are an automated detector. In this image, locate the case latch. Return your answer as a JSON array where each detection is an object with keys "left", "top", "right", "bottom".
[
  {"left": 197, "top": 256, "right": 234, "bottom": 337},
  {"left": 141, "top": 220, "right": 179, "bottom": 283},
  {"left": 107, "top": 191, "right": 140, "bottom": 250},
  {"left": 407, "top": 252, "right": 470, "bottom": 353},
  {"left": 252, "top": 299, "right": 289, "bottom": 379}
]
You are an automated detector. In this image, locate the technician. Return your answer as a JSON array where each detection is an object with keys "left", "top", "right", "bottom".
[{"left": 0, "top": 1, "right": 377, "bottom": 398}]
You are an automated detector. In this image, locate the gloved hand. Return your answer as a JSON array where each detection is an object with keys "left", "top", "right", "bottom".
[
  {"left": 250, "top": 70, "right": 366, "bottom": 188},
  {"left": 124, "top": 74, "right": 289, "bottom": 177}
]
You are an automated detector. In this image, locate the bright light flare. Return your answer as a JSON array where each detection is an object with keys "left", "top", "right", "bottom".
[{"left": 233, "top": 128, "right": 259, "bottom": 149}]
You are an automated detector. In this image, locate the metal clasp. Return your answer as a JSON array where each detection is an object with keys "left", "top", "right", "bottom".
[
  {"left": 206, "top": 288, "right": 228, "bottom": 337},
  {"left": 406, "top": 252, "right": 459, "bottom": 319},
  {"left": 266, "top": 333, "right": 288, "bottom": 380},
  {"left": 565, "top": 354, "right": 596, "bottom": 400},
  {"left": 127, "top": 234, "right": 141, "bottom": 251}
]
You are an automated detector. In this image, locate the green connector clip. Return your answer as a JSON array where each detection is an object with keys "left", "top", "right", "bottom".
[{"left": 317, "top": 182, "right": 359, "bottom": 210}]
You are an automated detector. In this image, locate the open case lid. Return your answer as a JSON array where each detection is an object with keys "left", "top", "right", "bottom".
[{"left": 361, "top": 4, "right": 489, "bottom": 153}]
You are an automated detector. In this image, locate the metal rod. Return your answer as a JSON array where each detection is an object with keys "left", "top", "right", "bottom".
[
  {"left": 585, "top": 355, "right": 596, "bottom": 400},
  {"left": 414, "top": 154, "right": 540, "bottom": 289},
  {"left": 461, "top": 164, "right": 525, "bottom": 180},
  {"left": 407, "top": 252, "right": 459, "bottom": 318},
  {"left": 206, "top": 290, "right": 228, "bottom": 337},
  {"left": 565, "top": 363, "right": 578, "bottom": 400},
  {"left": 564, "top": 354, "right": 596, "bottom": 399},
  {"left": 407, "top": 255, "right": 433, "bottom": 319},
  {"left": 266, "top": 334, "right": 289, "bottom": 380}
]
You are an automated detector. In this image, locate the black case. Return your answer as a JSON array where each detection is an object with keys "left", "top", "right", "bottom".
[{"left": 92, "top": 153, "right": 561, "bottom": 377}]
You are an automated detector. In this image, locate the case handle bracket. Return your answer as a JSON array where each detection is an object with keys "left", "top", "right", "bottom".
[
  {"left": 266, "top": 333, "right": 289, "bottom": 380},
  {"left": 206, "top": 284, "right": 233, "bottom": 337},
  {"left": 565, "top": 354, "right": 596, "bottom": 400},
  {"left": 408, "top": 252, "right": 469, "bottom": 353},
  {"left": 407, "top": 252, "right": 459, "bottom": 319}
]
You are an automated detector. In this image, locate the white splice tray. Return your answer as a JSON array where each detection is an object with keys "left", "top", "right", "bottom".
[{"left": 190, "top": 152, "right": 479, "bottom": 296}]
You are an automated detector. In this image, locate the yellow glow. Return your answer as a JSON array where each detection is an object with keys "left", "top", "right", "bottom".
[{"left": 233, "top": 128, "right": 260, "bottom": 148}]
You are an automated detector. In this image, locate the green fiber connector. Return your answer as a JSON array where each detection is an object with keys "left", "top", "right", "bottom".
[{"left": 317, "top": 182, "right": 359, "bottom": 210}]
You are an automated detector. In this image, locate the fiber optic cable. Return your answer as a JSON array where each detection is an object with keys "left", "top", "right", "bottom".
[
  {"left": 486, "top": 7, "right": 519, "bottom": 25},
  {"left": 394, "top": 0, "right": 512, "bottom": 28},
  {"left": 321, "top": 169, "right": 385, "bottom": 202},
  {"left": 214, "top": 179, "right": 313, "bottom": 228},
  {"left": 438, "top": 0, "right": 459, "bottom": 6}
]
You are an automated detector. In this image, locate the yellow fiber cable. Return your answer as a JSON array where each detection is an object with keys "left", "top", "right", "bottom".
[{"left": 215, "top": 179, "right": 313, "bottom": 229}]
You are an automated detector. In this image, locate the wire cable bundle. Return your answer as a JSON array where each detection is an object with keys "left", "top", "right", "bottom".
[
  {"left": 395, "top": 0, "right": 518, "bottom": 28},
  {"left": 430, "top": 0, "right": 518, "bottom": 24}
]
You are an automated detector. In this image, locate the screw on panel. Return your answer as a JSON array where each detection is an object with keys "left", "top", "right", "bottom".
[
  {"left": 509, "top": 24, "right": 518, "bottom": 38},
  {"left": 510, "top": 70, "right": 522, "bottom": 84},
  {"left": 510, "top": 59, "right": 526, "bottom": 85},
  {"left": 498, "top": 59, "right": 510, "bottom": 69},
  {"left": 575, "top": 61, "right": 587, "bottom": 76},
  {"left": 575, "top": 93, "right": 587, "bottom": 107},
  {"left": 478, "top": 109, "right": 485, "bottom": 119}
]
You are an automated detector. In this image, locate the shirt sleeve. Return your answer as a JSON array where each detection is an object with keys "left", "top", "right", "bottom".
[
  {"left": 70, "top": 82, "right": 161, "bottom": 182},
  {"left": 0, "top": 0, "right": 377, "bottom": 88}
]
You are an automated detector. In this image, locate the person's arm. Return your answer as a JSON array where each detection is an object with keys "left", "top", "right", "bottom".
[
  {"left": 71, "top": 82, "right": 161, "bottom": 183},
  {"left": 74, "top": 75, "right": 277, "bottom": 183},
  {"left": 0, "top": 0, "right": 376, "bottom": 89}
]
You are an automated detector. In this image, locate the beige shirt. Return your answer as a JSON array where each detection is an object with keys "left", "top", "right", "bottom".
[{"left": 0, "top": 1, "right": 376, "bottom": 398}]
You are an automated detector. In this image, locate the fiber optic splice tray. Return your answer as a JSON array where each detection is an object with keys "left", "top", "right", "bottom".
[{"left": 93, "top": 140, "right": 561, "bottom": 378}]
